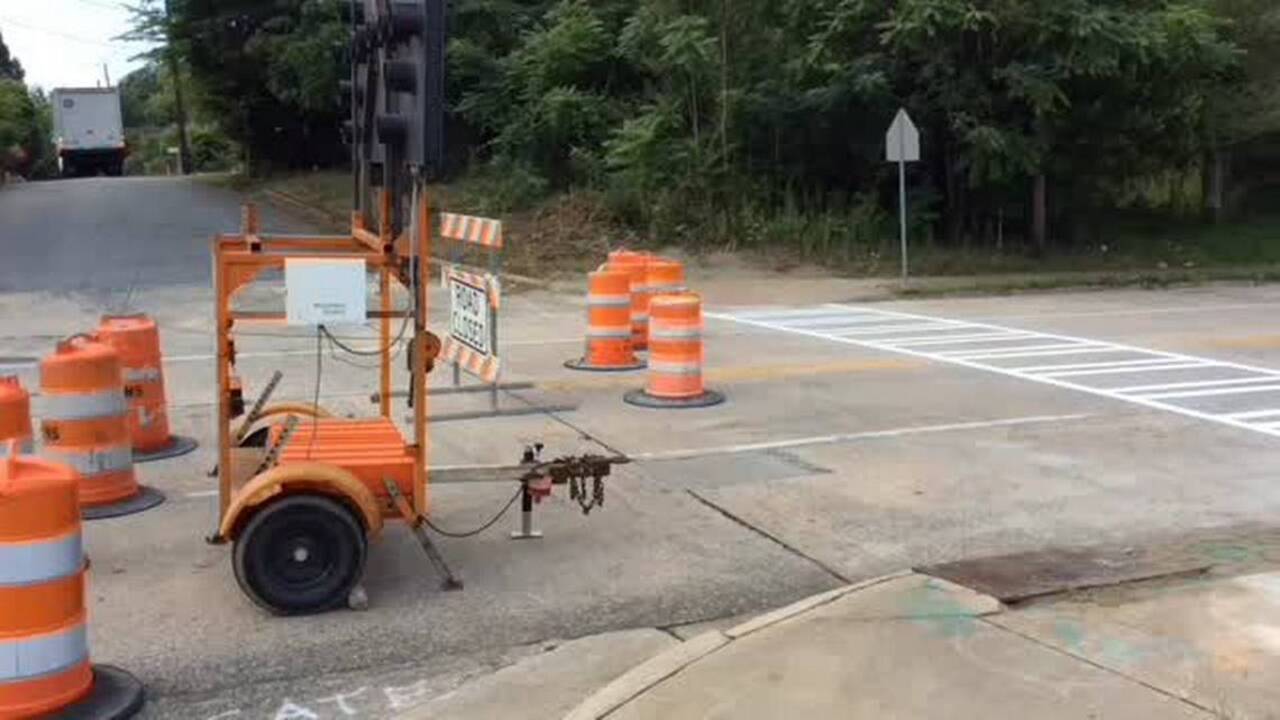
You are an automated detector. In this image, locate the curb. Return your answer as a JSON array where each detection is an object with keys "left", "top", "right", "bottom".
[{"left": 563, "top": 570, "right": 915, "bottom": 720}]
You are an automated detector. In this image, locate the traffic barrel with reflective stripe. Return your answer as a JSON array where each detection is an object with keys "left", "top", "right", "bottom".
[
  {"left": 39, "top": 338, "right": 164, "bottom": 520},
  {"left": 624, "top": 293, "right": 724, "bottom": 409},
  {"left": 94, "top": 315, "right": 197, "bottom": 463},
  {"left": 566, "top": 270, "right": 645, "bottom": 372},
  {"left": 0, "top": 376, "right": 33, "bottom": 457},
  {"left": 0, "top": 452, "right": 145, "bottom": 719},
  {"left": 636, "top": 258, "right": 686, "bottom": 351},
  {"left": 604, "top": 250, "right": 651, "bottom": 351}
]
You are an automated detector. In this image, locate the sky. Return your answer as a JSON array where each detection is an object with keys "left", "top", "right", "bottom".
[{"left": 0, "top": 0, "right": 156, "bottom": 90}]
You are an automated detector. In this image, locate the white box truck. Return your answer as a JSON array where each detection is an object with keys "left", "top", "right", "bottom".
[{"left": 51, "top": 87, "right": 128, "bottom": 177}]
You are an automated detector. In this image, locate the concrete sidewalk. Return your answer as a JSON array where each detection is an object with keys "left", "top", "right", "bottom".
[
  {"left": 560, "top": 569, "right": 1280, "bottom": 720},
  {"left": 397, "top": 565, "right": 1280, "bottom": 719}
]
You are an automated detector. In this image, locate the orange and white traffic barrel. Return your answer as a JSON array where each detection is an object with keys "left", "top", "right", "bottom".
[
  {"left": 0, "top": 450, "right": 145, "bottom": 718},
  {"left": 40, "top": 337, "right": 165, "bottom": 520},
  {"left": 94, "top": 315, "right": 197, "bottom": 463},
  {"left": 624, "top": 292, "right": 724, "bottom": 409},
  {"left": 566, "top": 270, "right": 645, "bottom": 372},
  {"left": 636, "top": 258, "right": 686, "bottom": 351},
  {"left": 0, "top": 376, "right": 33, "bottom": 457},
  {"left": 604, "top": 250, "right": 651, "bottom": 351}
]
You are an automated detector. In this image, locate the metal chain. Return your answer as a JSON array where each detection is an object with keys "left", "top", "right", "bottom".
[{"left": 254, "top": 414, "right": 300, "bottom": 475}]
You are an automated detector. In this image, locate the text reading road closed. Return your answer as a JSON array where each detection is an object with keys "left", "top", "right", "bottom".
[{"left": 449, "top": 276, "right": 491, "bottom": 355}]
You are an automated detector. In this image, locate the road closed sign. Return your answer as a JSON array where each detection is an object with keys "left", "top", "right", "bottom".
[{"left": 447, "top": 267, "right": 497, "bottom": 356}]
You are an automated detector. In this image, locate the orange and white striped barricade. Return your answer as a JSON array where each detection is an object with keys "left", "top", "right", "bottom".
[
  {"left": 604, "top": 250, "right": 651, "bottom": 351},
  {"left": 39, "top": 337, "right": 165, "bottom": 520},
  {"left": 0, "top": 448, "right": 145, "bottom": 718},
  {"left": 428, "top": 212, "right": 579, "bottom": 425},
  {"left": 624, "top": 292, "right": 724, "bottom": 409},
  {"left": 565, "top": 270, "right": 645, "bottom": 371},
  {"left": 95, "top": 314, "right": 198, "bottom": 463},
  {"left": 0, "top": 376, "right": 33, "bottom": 457}
]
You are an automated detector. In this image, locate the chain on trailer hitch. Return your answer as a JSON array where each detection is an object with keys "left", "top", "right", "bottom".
[{"left": 519, "top": 445, "right": 628, "bottom": 516}]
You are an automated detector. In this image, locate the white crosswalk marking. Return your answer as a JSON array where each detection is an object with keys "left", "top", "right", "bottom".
[
  {"left": 711, "top": 304, "right": 1280, "bottom": 438},
  {"left": 1112, "top": 377, "right": 1280, "bottom": 394}
]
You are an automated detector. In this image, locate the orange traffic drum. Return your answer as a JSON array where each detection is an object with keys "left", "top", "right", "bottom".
[
  {"left": 624, "top": 292, "right": 724, "bottom": 409},
  {"left": 0, "top": 376, "right": 33, "bottom": 457},
  {"left": 604, "top": 251, "right": 652, "bottom": 351},
  {"left": 0, "top": 454, "right": 146, "bottom": 719},
  {"left": 40, "top": 337, "right": 164, "bottom": 520},
  {"left": 95, "top": 315, "right": 197, "bottom": 463},
  {"left": 565, "top": 270, "right": 645, "bottom": 372}
]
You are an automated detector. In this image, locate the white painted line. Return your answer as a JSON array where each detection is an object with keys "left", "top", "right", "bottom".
[
  {"left": 731, "top": 308, "right": 852, "bottom": 322},
  {"left": 712, "top": 305, "right": 1280, "bottom": 439},
  {"left": 948, "top": 346, "right": 1126, "bottom": 362},
  {"left": 1111, "top": 377, "right": 1280, "bottom": 395},
  {"left": 185, "top": 490, "right": 219, "bottom": 499},
  {"left": 940, "top": 342, "right": 1096, "bottom": 359},
  {"left": 1037, "top": 362, "right": 1210, "bottom": 379},
  {"left": 831, "top": 323, "right": 959, "bottom": 337},
  {"left": 161, "top": 336, "right": 581, "bottom": 364},
  {"left": 826, "top": 303, "right": 1280, "bottom": 379},
  {"left": 1013, "top": 358, "right": 1194, "bottom": 374},
  {"left": 1140, "top": 384, "right": 1280, "bottom": 401},
  {"left": 887, "top": 332, "right": 1037, "bottom": 348},
  {"left": 779, "top": 315, "right": 906, "bottom": 329},
  {"left": 166, "top": 349, "right": 320, "bottom": 363},
  {"left": 630, "top": 414, "right": 1093, "bottom": 461},
  {"left": 1227, "top": 409, "right": 1280, "bottom": 421},
  {"left": 985, "top": 303, "right": 1280, "bottom": 321}
]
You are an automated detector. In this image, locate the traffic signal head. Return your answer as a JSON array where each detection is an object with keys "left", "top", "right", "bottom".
[{"left": 351, "top": 0, "right": 446, "bottom": 182}]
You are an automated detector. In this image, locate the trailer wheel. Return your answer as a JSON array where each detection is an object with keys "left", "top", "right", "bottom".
[{"left": 233, "top": 494, "right": 367, "bottom": 615}]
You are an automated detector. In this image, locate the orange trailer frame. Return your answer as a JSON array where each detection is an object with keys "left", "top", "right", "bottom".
[
  {"left": 208, "top": 192, "right": 450, "bottom": 613},
  {"left": 206, "top": 192, "right": 625, "bottom": 616}
]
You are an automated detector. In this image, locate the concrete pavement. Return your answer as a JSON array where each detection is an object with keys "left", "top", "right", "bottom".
[
  {"left": 5, "top": 176, "right": 1280, "bottom": 717},
  {"left": 556, "top": 567, "right": 1280, "bottom": 720}
]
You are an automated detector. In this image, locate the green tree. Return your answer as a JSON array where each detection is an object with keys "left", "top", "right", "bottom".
[
  {"left": 0, "top": 79, "right": 36, "bottom": 174},
  {"left": 144, "top": 0, "right": 347, "bottom": 173},
  {"left": 0, "top": 30, "right": 24, "bottom": 82}
]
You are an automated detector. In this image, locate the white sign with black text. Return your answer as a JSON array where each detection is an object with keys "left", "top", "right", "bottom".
[{"left": 447, "top": 269, "right": 494, "bottom": 356}]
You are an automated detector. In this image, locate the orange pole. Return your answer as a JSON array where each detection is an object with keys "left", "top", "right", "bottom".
[
  {"left": 215, "top": 246, "right": 232, "bottom": 518},
  {"left": 412, "top": 191, "right": 431, "bottom": 516},
  {"left": 378, "top": 190, "right": 393, "bottom": 419}
]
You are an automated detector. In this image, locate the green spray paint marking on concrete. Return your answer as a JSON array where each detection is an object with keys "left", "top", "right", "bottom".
[{"left": 907, "top": 579, "right": 980, "bottom": 639}]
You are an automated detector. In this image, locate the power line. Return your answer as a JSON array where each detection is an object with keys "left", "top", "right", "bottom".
[
  {"left": 69, "top": 0, "right": 128, "bottom": 10},
  {"left": 0, "top": 15, "right": 144, "bottom": 49}
]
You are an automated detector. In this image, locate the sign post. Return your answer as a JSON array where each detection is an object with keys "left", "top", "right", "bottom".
[{"left": 885, "top": 109, "right": 920, "bottom": 283}]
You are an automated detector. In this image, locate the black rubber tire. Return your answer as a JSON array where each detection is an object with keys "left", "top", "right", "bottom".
[
  {"left": 240, "top": 426, "right": 271, "bottom": 448},
  {"left": 233, "top": 494, "right": 367, "bottom": 616}
]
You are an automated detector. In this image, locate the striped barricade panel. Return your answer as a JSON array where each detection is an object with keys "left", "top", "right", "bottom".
[
  {"left": 440, "top": 213, "right": 504, "bottom": 249},
  {"left": 439, "top": 337, "right": 502, "bottom": 383},
  {"left": 440, "top": 265, "right": 502, "bottom": 310}
]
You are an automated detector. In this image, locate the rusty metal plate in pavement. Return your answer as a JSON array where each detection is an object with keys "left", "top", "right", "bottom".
[{"left": 918, "top": 547, "right": 1211, "bottom": 604}]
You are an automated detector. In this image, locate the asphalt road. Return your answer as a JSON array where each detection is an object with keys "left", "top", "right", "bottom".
[
  {"left": 0, "top": 175, "right": 307, "bottom": 294},
  {"left": 5, "top": 176, "right": 1280, "bottom": 719}
]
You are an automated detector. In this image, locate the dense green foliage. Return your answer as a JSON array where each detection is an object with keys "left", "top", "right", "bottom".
[
  {"left": 135, "top": 0, "right": 1279, "bottom": 257},
  {"left": 0, "top": 31, "right": 54, "bottom": 179},
  {"left": 0, "top": 30, "right": 23, "bottom": 83}
]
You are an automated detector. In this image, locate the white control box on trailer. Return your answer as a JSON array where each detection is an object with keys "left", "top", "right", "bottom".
[{"left": 51, "top": 87, "right": 128, "bottom": 178}]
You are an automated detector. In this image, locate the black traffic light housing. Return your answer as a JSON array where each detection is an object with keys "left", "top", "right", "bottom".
[{"left": 350, "top": 0, "right": 446, "bottom": 233}]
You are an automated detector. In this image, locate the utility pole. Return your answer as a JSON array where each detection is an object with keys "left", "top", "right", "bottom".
[{"left": 164, "top": 0, "right": 192, "bottom": 175}]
